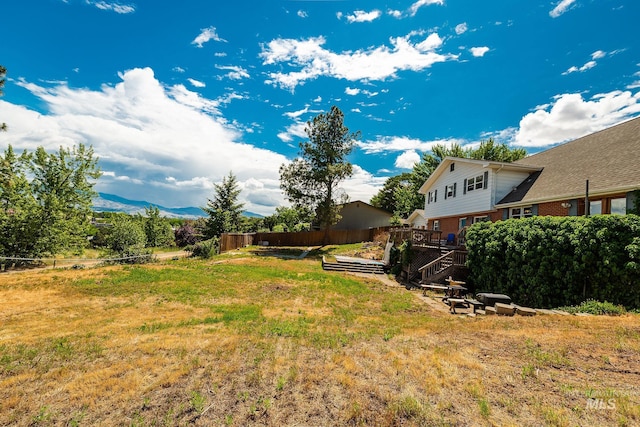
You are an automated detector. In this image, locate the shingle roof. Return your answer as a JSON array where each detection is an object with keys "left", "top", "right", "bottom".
[{"left": 498, "top": 116, "right": 640, "bottom": 205}]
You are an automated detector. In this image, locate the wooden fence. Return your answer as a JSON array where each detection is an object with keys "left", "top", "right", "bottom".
[
  {"left": 219, "top": 227, "right": 391, "bottom": 253},
  {"left": 219, "top": 233, "right": 255, "bottom": 253}
]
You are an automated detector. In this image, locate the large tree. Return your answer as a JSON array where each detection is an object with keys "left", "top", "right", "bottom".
[
  {"left": 0, "top": 144, "right": 101, "bottom": 261},
  {"left": 371, "top": 139, "right": 526, "bottom": 218},
  {"left": 279, "top": 106, "right": 360, "bottom": 240},
  {"left": 141, "top": 205, "right": 175, "bottom": 248},
  {"left": 202, "top": 171, "right": 245, "bottom": 238}
]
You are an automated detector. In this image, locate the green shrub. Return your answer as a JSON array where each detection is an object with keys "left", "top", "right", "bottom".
[
  {"left": 466, "top": 215, "right": 640, "bottom": 309},
  {"left": 556, "top": 300, "right": 626, "bottom": 316},
  {"left": 104, "top": 216, "right": 153, "bottom": 264},
  {"left": 187, "top": 238, "right": 218, "bottom": 259}
]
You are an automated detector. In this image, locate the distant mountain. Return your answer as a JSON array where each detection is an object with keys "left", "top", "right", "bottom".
[{"left": 93, "top": 193, "right": 263, "bottom": 219}]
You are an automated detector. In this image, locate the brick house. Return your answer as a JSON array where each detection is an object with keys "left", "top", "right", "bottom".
[{"left": 418, "top": 117, "right": 640, "bottom": 244}]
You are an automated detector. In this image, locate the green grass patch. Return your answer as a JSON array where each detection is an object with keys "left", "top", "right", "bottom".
[{"left": 556, "top": 299, "right": 627, "bottom": 315}]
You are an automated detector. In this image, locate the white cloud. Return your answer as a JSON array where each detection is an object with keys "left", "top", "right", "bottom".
[
  {"left": 344, "top": 10, "right": 382, "bottom": 23},
  {"left": 187, "top": 78, "right": 206, "bottom": 88},
  {"left": 514, "top": 90, "right": 640, "bottom": 147},
  {"left": 470, "top": 46, "right": 489, "bottom": 57},
  {"left": 297, "top": 10, "right": 308, "bottom": 18},
  {"left": 340, "top": 165, "right": 387, "bottom": 204},
  {"left": 455, "top": 23, "right": 468, "bottom": 35},
  {"left": 549, "top": 0, "right": 576, "bottom": 18},
  {"left": 562, "top": 50, "right": 610, "bottom": 75},
  {"left": 192, "top": 27, "right": 226, "bottom": 48},
  {"left": 408, "top": 0, "right": 444, "bottom": 17},
  {"left": 358, "top": 136, "right": 465, "bottom": 154},
  {"left": 394, "top": 150, "right": 421, "bottom": 169},
  {"left": 215, "top": 65, "right": 250, "bottom": 80},
  {"left": 562, "top": 51, "right": 607, "bottom": 75},
  {"left": 627, "top": 71, "right": 640, "bottom": 89},
  {"left": 277, "top": 121, "right": 308, "bottom": 143},
  {"left": 88, "top": 1, "right": 135, "bottom": 14},
  {"left": 260, "top": 33, "right": 458, "bottom": 90},
  {"left": 346, "top": 87, "right": 380, "bottom": 97},
  {"left": 284, "top": 106, "right": 309, "bottom": 119},
  {"left": 388, "top": 9, "right": 402, "bottom": 19},
  {"left": 1, "top": 67, "right": 288, "bottom": 215}
]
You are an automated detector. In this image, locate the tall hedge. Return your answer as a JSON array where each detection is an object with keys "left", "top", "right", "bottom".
[{"left": 465, "top": 215, "right": 640, "bottom": 309}]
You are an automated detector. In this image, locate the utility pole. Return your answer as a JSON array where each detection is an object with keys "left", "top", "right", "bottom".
[{"left": 585, "top": 179, "right": 590, "bottom": 217}]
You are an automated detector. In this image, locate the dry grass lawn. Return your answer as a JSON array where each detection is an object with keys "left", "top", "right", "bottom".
[{"left": 1, "top": 249, "right": 639, "bottom": 426}]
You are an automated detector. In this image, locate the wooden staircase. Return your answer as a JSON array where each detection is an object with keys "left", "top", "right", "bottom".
[
  {"left": 418, "top": 250, "right": 467, "bottom": 284},
  {"left": 322, "top": 255, "right": 386, "bottom": 274}
]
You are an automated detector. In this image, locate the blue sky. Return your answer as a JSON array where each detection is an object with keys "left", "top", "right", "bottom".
[{"left": 1, "top": 0, "right": 639, "bottom": 215}]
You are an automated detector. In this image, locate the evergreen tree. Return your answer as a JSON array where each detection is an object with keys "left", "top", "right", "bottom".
[
  {"left": 202, "top": 171, "right": 244, "bottom": 238},
  {"left": 142, "top": 205, "right": 175, "bottom": 247}
]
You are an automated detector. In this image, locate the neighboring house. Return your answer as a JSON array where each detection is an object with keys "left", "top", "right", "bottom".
[
  {"left": 419, "top": 117, "right": 640, "bottom": 241},
  {"left": 406, "top": 209, "right": 427, "bottom": 228},
  {"left": 331, "top": 201, "right": 393, "bottom": 230}
]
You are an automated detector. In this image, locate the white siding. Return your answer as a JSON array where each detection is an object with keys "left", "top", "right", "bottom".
[
  {"left": 494, "top": 169, "right": 532, "bottom": 202},
  {"left": 423, "top": 162, "right": 531, "bottom": 218},
  {"left": 424, "top": 162, "right": 493, "bottom": 218}
]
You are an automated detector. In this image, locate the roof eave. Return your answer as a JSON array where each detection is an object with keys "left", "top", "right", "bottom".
[{"left": 495, "top": 184, "right": 640, "bottom": 209}]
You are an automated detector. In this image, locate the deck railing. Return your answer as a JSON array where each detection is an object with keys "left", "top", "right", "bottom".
[
  {"left": 418, "top": 249, "right": 468, "bottom": 283},
  {"left": 389, "top": 227, "right": 442, "bottom": 247}
]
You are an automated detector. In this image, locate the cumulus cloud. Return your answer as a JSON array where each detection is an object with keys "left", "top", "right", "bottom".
[
  {"left": 297, "top": 10, "right": 308, "bottom": 18},
  {"left": 343, "top": 10, "right": 382, "bottom": 23},
  {"left": 192, "top": 27, "right": 226, "bottom": 47},
  {"left": 340, "top": 165, "right": 387, "bottom": 203},
  {"left": 514, "top": 90, "right": 640, "bottom": 147},
  {"left": 1, "top": 67, "right": 288, "bottom": 215},
  {"left": 394, "top": 150, "right": 421, "bottom": 169},
  {"left": 345, "top": 87, "right": 360, "bottom": 96},
  {"left": 549, "top": 0, "right": 576, "bottom": 18},
  {"left": 260, "top": 32, "right": 457, "bottom": 90},
  {"left": 470, "top": 46, "right": 489, "bottom": 57}
]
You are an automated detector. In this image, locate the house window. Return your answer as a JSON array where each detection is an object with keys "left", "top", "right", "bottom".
[
  {"left": 590, "top": 200, "right": 602, "bottom": 215},
  {"left": 610, "top": 198, "right": 626, "bottom": 215},
  {"left": 432, "top": 220, "right": 440, "bottom": 231},
  {"left": 459, "top": 218, "right": 467, "bottom": 229},
  {"left": 450, "top": 163, "right": 455, "bottom": 172},
  {"left": 510, "top": 207, "right": 533, "bottom": 219},
  {"left": 444, "top": 183, "right": 457, "bottom": 199},
  {"left": 427, "top": 189, "right": 438, "bottom": 204},
  {"left": 464, "top": 171, "right": 488, "bottom": 194},
  {"left": 473, "top": 215, "right": 490, "bottom": 224}
]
